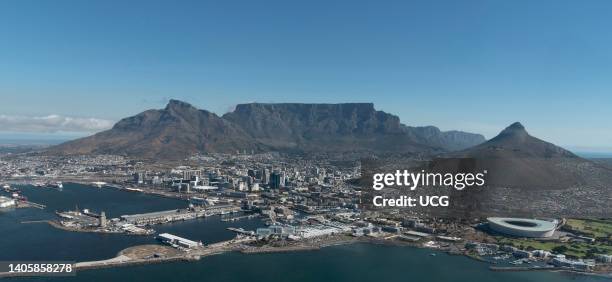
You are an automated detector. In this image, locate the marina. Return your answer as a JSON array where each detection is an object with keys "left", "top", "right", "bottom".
[
  {"left": 227, "top": 227, "right": 256, "bottom": 236},
  {"left": 0, "top": 184, "right": 47, "bottom": 209},
  {"left": 221, "top": 213, "right": 260, "bottom": 222}
]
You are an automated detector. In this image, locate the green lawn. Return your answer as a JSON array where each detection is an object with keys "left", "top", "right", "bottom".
[
  {"left": 495, "top": 237, "right": 612, "bottom": 258},
  {"left": 494, "top": 218, "right": 612, "bottom": 258},
  {"left": 565, "top": 219, "right": 612, "bottom": 239}
]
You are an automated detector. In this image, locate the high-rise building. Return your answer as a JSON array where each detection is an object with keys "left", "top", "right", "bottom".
[
  {"left": 270, "top": 170, "right": 285, "bottom": 189},
  {"left": 99, "top": 211, "right": 107, "bottom": 228},
  {"left": 280, "top": 171, "right": 286, "bottom": 187},
  {"left": 133, "top": 172, "right": 145, "bottom": 184},
  {"left": 261, "top": 168, "right": 270, "bottom": 185},
  {"left": 152, "top": 176, "right": 162, "bottom": 185},
  {"left": 183, "top": 170, "right": 202, "bottom": 180},
  {"left": 237, "top": 181, "right": 248, "bottom": 191}
]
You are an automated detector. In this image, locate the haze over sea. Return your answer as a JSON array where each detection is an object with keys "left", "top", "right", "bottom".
[{"left": 0, "top": 184, "right": 607, "bottom": 282}]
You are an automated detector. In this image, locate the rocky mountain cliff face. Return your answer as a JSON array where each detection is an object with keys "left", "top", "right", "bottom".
[
  {"left": 49, "top": 100, "right": 485, "bottom": 159},
  {"left": 223, "top": 103, "right": 485, "bottom": 153},
  {"left": 403, "top": 125, "right": 488, "bottom": 152}
]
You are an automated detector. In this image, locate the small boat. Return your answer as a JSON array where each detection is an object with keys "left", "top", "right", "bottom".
[
  {"left": 48, "top": 182, "right": 63, "bottom": 189},
  {"left": 124, "top": 187, "right": 143, "bottom": 192},
  {"left": 91, "top": 182, "right": 107, "bottom": 188},
  {"left": 2, "top": 184, "right": 18, "bottom": 192}
]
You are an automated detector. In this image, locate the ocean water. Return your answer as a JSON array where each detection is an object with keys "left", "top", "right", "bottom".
[
  {"left": 21, "top": 244, "right": 611, "bottom": 282},
  {"left": 0, "top": 184, "right": 608, "bottom": 282},
  {"left": 0, "top": 183, "right": 263, "bottom": 261}
]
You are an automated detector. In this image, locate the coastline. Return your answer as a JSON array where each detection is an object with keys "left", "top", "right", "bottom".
[
  {"left": 1, "top": 228, "right": 611, "bottom": 279},
  {"left": 4, "top": 182, "right": 610, "bottom": 278}
]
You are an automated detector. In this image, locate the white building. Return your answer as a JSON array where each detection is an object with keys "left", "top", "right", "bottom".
[
  {"left": 551, "top": 257, "right": 594, "bottom": 271},
  {"left": 250, "top": 183, "right": 260, "bottom": 192},
  {"left": 596, "top": 254, "right": 612, "bottom": 263},
  {"left": 532, "top": 249, "right": 551, "bottom": 258},
  {"left": 157, "top": 233, "right": 202, "bottom": 249},
  {"left": 0, "top": 196, "right": 16, "bottom": 208}
]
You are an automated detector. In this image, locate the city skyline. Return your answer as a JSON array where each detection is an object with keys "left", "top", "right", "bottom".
[{"left": 1, "top": 0, "right": 612, "bottom": 151}]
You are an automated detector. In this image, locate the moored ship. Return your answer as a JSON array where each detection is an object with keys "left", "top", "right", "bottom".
[{"left": 48, "top": 181, "right": 63, "bottom": 189}]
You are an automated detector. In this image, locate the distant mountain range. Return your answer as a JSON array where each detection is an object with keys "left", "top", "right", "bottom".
[
  {"left": 47, "top": 100, "right": 485, "bottom": 159},
  {"left": 46, "top": 101, "right": 611, "bottom": 216}
]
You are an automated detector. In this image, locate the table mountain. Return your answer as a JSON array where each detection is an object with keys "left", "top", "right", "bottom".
[
  {"left": 223, "top": 103, "right": 484, "bottom": 153},
  {"left": 48, "top": 100, "right": 485, "bottom": 159}
]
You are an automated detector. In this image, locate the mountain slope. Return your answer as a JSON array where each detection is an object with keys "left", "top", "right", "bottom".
[
  {"left": 421, "top": 122, "right": 612, "bottom": 217},
  {"left": 453, "top": 122, "right": 577, "bottom": 158},
  {"left": 48, "top": 100, "right": 263, "bottom": 159},
  {"left": 440, "top": 122, "right": 608, "bottom": 189},
  {"left": 403, "top": 125, "right": 487, "bottom": 152},
  {"left": 49, "top": 100, "right": 485, "bottom": 159}
]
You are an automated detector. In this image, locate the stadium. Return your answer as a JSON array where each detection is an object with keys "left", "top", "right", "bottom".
[{"left": 487, "top": 217, "right": 558, "bottom": 238}]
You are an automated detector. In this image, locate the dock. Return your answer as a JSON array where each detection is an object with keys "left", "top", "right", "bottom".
[
  {"left": 20, "top": 201, "right": 46, "bottom": 209},
  {"left": 490, "top": 265, "right": 556, "bottom": 272},
  {"left": 227, "top": 227, "right": 255, "bottom": 236},
  {"left": 221, "top": 214, "right": 259, "bottom": 222}
]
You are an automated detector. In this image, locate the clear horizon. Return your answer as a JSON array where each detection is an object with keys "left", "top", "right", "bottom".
[{"left": 1, "top": 0, "right": 611, "bottom": 152}]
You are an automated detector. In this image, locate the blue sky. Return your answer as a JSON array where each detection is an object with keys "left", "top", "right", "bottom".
[{"left": 0, "top": 0, "right": 611, "bottom": 151}]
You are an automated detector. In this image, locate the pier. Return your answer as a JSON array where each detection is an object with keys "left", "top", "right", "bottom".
[
  {"left": 20, "top": 200, "right": 46, "bottom": 209},
  {"left": 490, "top": 265, "right": 558, "bottom": 272},
  {"left": 221, "top": 214, "right": 260, "bottom": 222},
  {"left": 227, "top": 227, "right": 255, "bottom": 236}
]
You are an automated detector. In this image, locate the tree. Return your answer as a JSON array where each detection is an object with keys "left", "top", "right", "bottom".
[{"left": 552, "top": 245, "right": 568, "bottom": 254}]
